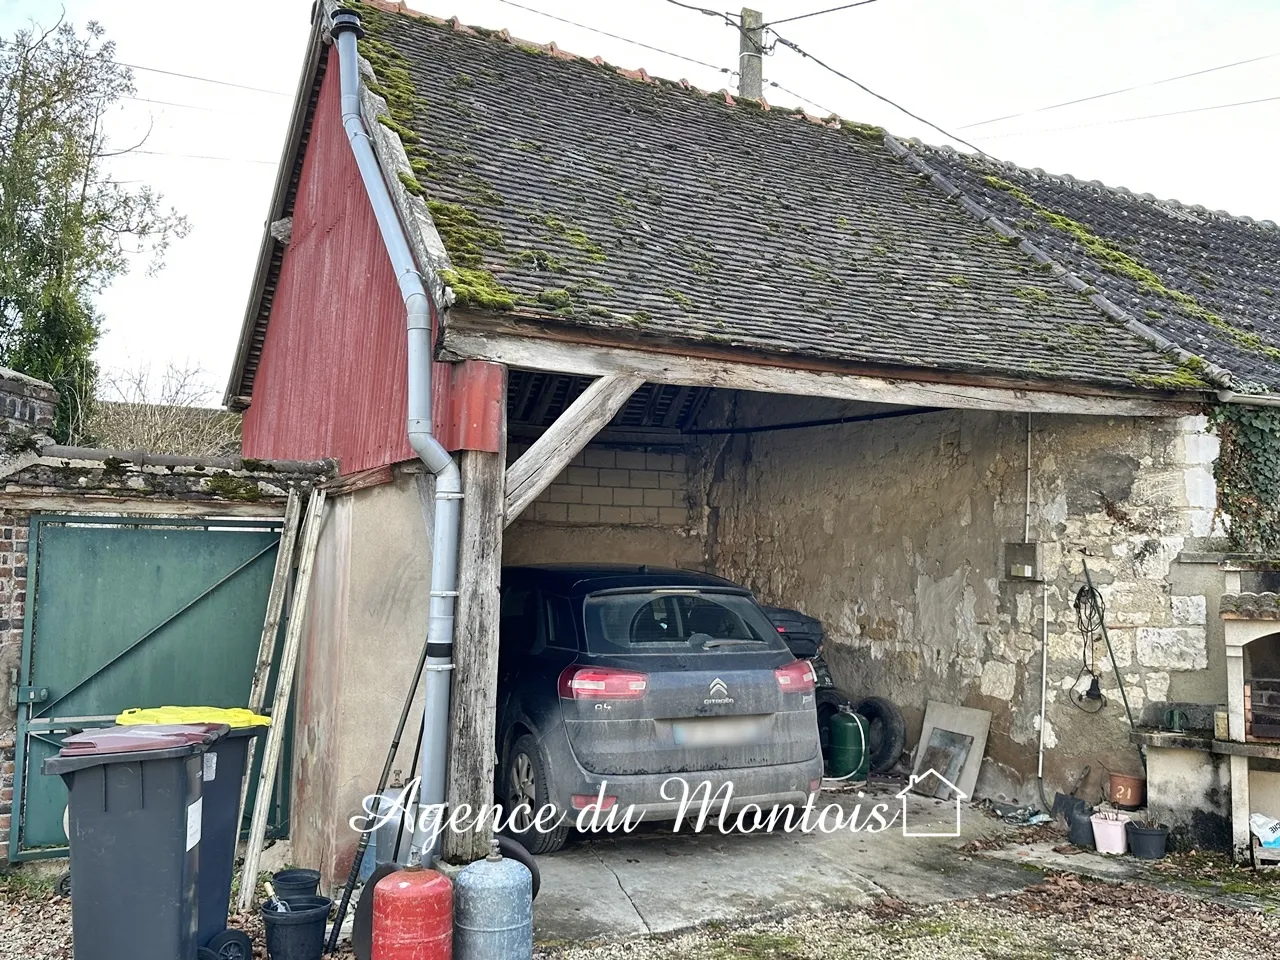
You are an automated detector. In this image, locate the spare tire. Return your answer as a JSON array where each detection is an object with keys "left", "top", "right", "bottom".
[{"left": 854, "top": 696, "right": 906, "bottom": 775}]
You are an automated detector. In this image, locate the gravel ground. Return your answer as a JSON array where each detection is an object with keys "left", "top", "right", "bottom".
[
  {"left": 536, "top": 874, "right": 1280, "bottom": 960},
  {"left": 3, "top": 866, "right": 1276, "bottom": 959}
]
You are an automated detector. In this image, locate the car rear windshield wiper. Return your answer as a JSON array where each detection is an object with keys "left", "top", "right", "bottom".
[{"left": 701, "top": 638, "right": 767, "bottom": 647}]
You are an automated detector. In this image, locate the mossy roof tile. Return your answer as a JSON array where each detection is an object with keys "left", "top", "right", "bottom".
[
  {"left": 349, "top": 3, "right": 1196, "bottom": 392},
  {"left": 922, "top": 147, "right": 1280, "bottom": 390}
]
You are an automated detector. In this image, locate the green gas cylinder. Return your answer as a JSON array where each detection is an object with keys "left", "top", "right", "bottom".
[{"left": 829, "top": 706, "right": 870, "bottom": 781}]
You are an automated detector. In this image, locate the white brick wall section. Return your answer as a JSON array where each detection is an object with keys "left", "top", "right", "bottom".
[{"left": 512, "top": 443, "right": 691, "bottom": 527}]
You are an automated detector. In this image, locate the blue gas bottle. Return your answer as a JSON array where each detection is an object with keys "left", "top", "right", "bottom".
[{"left": 454, "top": 840, "right": 533, "bottom": 960}]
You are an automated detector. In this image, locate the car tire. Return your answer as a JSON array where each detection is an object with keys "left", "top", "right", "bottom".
[
  {"left": 815, "top": 688, "right": 849, "bottom": 775},
  {"left": 854, "top": 696, "right": 907, "bottom": 775},
  {"left": 502, "top": 735, "right": 570, "bottom": 855},
  {"left": 497, "top": 834, "right": 542, "bottom": 900}
]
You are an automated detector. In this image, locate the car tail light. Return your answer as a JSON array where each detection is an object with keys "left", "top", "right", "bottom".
[
  {"left": 774, "top": 660, "right": 815, "bottom": 693},
  {"left": 571, "top": 794, "right": 618, "bottom": 810},
  {"left": 558, "top": 665, "right": 649, "bottom": 700}
]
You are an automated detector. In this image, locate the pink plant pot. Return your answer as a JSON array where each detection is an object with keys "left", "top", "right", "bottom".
[{"left": 1091, "top": 813, "right": 1131, "bottom": 855}]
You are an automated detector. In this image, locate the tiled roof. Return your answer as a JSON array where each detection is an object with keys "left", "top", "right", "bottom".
[
  {"left": 353, "top": 3, "right": 1195, "bottom": 394},
  {"left": 920, "top": 148, "right": 1280, "bottom": 391}
]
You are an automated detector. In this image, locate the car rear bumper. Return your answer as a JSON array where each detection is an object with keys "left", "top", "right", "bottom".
[{"left": 558, "top": 755, "right": 824, "bottom": 822}]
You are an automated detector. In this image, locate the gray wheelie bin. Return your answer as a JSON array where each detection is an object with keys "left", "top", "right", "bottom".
[{"left": 43, "top": 723, "right": 229, "bottom": 960}]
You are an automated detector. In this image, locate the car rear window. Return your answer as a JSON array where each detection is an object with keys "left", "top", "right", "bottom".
[{"left": 583, "top": 590, "right": 788, "bottom": 655}]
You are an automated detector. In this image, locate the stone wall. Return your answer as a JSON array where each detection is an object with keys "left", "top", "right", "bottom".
[
  {"left": 0, "top": 367, "right": 56, "bottom": 443},
  {"left": 691, "top": 392, "right": 1220, "bottom": 803}
]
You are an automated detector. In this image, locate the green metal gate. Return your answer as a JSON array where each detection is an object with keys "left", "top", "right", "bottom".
[{"left": 10, "top": 514, "right": 293, "bottom": 860}]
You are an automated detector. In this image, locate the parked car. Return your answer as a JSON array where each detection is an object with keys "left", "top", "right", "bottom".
[
  {"left": 761, "top": 605, "right": 906, "bottom": 777},
  {"left": 495, "top": 565, "right": 824, "bottom": 853}
]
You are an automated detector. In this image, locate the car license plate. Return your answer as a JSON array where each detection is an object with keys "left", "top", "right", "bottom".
[{"left": 672, "top": 717, "right": 765, "bottom": 747}]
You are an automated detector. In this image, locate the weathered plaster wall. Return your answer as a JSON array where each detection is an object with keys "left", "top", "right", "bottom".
[
  {"left": 292, "top": 469, "right": 430, "bottom": 888},
  {"left": 695, "top": 392, "right": 1219, "bottom": 803},
  {"left": 503, "top": 441, "right": 705, "bottom": 569},
  {"left": 1145, "top": 745, "right": 1232, "bottom": 851}
]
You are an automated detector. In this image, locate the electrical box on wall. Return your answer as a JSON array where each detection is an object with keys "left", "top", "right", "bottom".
[{"left": 1005, "top": 541, "right": 1043, "bottom": 581}]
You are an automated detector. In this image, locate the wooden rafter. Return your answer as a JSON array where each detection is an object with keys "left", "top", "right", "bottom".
[{"left": 504, "top": 373, "right": 643, "bottom": 525}]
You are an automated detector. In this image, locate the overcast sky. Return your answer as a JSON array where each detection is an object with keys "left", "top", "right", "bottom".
[{"left": 3, "top": 0, "right": 1278, "bottom": 401}]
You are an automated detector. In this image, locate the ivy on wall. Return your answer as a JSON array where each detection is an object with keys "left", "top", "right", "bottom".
[{"left": 1208, "top": 404, "right": 1280, "bottom": 554}]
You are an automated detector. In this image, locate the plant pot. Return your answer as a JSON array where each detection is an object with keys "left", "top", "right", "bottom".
[
  {"left": 262, "top": 895, "right": 331, "bottom": 960},
  {"left": 1107, "top": 773, "right": 1146, "bottom": 811},
  {"left": 1068, "top": 808, "right": 1096, "bottom": 848},
  {"left": 271, "top": 868, "right": 321, "bottom": 901},
  {"left": 1126, "top": 822, "right": 1169, "bottom": 860},
  {"left": 1091, "top": 813, "right": 1130, "bottom": 855}
]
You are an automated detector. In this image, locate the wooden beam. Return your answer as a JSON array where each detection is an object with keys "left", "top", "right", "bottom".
[
  {"left": 0, "top": 494, "right": 290, "bottom": 518},
  {"left": 444, "top": 327, "right": 1198, "bottom": 419},
  {"left": 504, "top": 374, "right": 644, "bottom": 525},
  {"left": 238, "top": 487, "right": 327, "bottom": 912},
  {"left": 443, "top": 445, "right": 507, "bottom": 862}
]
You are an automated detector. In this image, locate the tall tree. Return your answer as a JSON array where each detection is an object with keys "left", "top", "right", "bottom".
[{"left": 0, "top": 18, "right": 187, "bottom": 442}]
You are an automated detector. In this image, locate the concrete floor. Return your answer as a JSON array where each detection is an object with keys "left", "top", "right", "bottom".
[{"left": 532, "top": 783, "right": 1038, "bottom": 942}]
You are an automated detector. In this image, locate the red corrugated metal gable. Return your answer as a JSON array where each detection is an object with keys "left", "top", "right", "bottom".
[{"left": 241, "top": 51, "right": 502, "bottom": 474}]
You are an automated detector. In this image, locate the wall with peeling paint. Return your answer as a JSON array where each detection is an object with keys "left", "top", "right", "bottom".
[{"left": 692, "top": 391, "right": 1222, "bottom": 804}]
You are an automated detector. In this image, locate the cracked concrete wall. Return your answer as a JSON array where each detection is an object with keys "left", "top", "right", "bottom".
[{"left": 694, "top": 392, "right": 1221, "bottom": 804}]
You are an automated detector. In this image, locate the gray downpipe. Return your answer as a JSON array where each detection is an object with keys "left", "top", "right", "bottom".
[{"left": 331, "top": 10, "right": 460, "bottom": 859}]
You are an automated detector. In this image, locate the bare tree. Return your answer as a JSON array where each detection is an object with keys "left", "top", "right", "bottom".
[{"left": 90, "top": 362, "right": 241, "bottom": 456}]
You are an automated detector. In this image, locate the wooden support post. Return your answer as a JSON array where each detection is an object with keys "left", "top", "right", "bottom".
[
  {"left": 237, "top": 487, "right": 328, "bottom": 912},
  {"left": 444, "top": 369, "right": 508, "bottom": 864},
  {"left": 504, "top": 373, "right": 643, "bottom": 525},
  {"left": 236, "top": 488, "right": 303, "bottom": 831}
]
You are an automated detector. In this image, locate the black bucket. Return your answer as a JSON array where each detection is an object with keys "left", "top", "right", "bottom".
[
  {"left": 262, "top": 895, "right": 331, "bottom": 960},
  {"left": 272, "top": 868, "right": 321, "bottom": 901},
  {"left": 1068, "top": 807, "right": 1096, "bottom": 848},
  {"left": 1127, "top": 822, "right": 1169, "bottom": 860}
]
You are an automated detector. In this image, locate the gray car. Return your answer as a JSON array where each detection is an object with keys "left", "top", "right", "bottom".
[{"left": 496, "top": 564, "right": 824, "bottom": 853}]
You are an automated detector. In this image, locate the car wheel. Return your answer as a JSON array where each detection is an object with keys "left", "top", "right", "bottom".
[
  {"left": 502, "top": 735, "right": 569, "bottom": 855},
  {"left": 854, "top": 696, "right": 907, "bottom": 775},
  {"left": 815, "top": 689, "right": 848, "bottom": 775}
]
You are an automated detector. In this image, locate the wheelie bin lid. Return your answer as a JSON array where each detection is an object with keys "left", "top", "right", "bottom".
[
  {"left": 116, "top": 706, "right": 270, "bottom": 737},
  {"left": 43, "top": 723, "right": 229, "bottom": 776}
]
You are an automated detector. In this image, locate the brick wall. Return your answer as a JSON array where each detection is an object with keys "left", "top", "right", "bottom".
[
  {"left": 509, "top": 443, "right": 692, "bottom": 527},
  {"left": 0, "top": 367, "right": 56, "bottom": 441},
  {"left": 0, "top": 511, "right": 29, "bottom": 860}
]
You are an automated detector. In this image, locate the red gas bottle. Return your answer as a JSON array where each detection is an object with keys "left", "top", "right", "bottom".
[{"left": 372, "top": 866, "right": 453, "bottom": 960}]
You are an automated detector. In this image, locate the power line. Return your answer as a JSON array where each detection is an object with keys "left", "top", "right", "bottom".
[
  {"left": 766, "top": 78, "right": 835, "bottom": 115},
  {"left": 127, "top": 149, "right": 276, "bottom": 164},
  {"left": 662, "top": 0, "right": 764, "bottom": 50},
  {"left": 763, "top": 0, "right": 881, "bottom": 28},
  {"left": 959, "top": 51, "right": 1280, "bottom": 130},
  {"left": 116, "top": 62, "right": 289, "bottom": 97},
  {"left": 974, "top": 91, "right": 1280, "bottom": 141},
  {"left": 769, "top": 31, "right": 984, "bottom": 153},
  {"left": 0, "top": 38, "right": 289, "bottom": 96},
  {"left": 493, "top": 0, "right": 734, "bottom": 73}
]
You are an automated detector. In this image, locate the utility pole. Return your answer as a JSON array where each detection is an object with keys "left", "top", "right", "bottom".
[{"left": 738, "top": 7, "right": 764, "bottom": 100}]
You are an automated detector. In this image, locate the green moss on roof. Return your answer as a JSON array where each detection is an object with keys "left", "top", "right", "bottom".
[
  {"left": 440, "top": 267, "right": 517, "bottom": 310},
  {"left": 984, "top": 173, "right": 1280, "bottom": 363},
  {"left": 1129, "top": 357, "right": 1211, "bottom": 390},
  {"left": 426, "top": 200, "right": 504, "bottom": 267},
  {"left": 1014, "top": 285, "right": 1052, "bottom": 304},
  {"left": 832, "top": 118, "right": 885, "bottom": 142},
  {"left": 540, "top": 215, "right": 605, "bottom": 261},
  {"left": 536, "top": 288, "right": 573, "bottom": 308}
]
